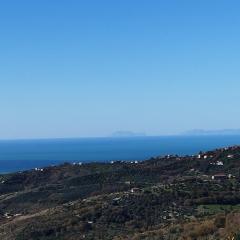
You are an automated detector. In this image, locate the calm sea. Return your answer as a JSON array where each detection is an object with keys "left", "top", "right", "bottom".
[{"left": 0, "top": 135, "right": 240, "bottom": 173}]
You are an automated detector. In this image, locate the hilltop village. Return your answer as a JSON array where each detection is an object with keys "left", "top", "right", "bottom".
[{"left": 0, "top": 146, "right": 239, "bottom": 239}]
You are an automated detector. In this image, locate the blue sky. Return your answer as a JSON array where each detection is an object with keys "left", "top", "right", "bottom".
[{"left": 0, "top": 0, "right": 240, "bottom": 139}]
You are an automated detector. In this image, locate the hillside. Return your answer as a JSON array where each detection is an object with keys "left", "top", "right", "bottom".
[{"left": 0, "top": 146, "right": 240, "bottom": 239}]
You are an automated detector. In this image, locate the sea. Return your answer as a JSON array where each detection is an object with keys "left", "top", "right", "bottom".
[{"left": 0, "top": 135, "right": 240, "bottom": 173}]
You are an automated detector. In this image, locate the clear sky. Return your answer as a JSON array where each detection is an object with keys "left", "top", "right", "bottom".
[{"left": 0, "top": 0, "right": 240, "bottom": 139}]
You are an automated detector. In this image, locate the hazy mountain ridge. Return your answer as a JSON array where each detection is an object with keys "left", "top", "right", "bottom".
[{"left": 183, "top": 129, "right": 240, "bottom": 136}]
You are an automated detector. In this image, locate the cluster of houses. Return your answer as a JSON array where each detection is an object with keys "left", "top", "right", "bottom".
[
  {"left": 197, "top": 154, "right": 213, "bottom": 159},
  {"left": 34, "top": 167, "right": 44, "bottom": 172},
  {"left": 110, "top": 160, "right": 139, "bottom": 164},
  {"left": 210, "top": 161, "right": 224, "bottom": 166},
  {"left": 197, "top": 151, "right": 238, "bottom": 181},
  {"left": 72, "top": 162, "right": 82, "bottom": 166}
]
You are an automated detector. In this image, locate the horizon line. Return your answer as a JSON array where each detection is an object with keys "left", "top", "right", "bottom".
[{"left": 1, "top": 133, "right": 240, "bottom": 141}]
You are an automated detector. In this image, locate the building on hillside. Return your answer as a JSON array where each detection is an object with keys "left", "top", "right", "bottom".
[
  {"left": 211, "top": 173, "right": 227, "bottom": 180},
  {"left": 130, "top": 188, "right": 141, "bottom": 193}
]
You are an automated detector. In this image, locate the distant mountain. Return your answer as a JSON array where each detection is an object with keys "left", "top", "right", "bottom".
[
  {"left": 183, "top": 129, "right": 240, "bottom": 136},
  {"left": 111, "top": 131, "right": 146, "bottom": 138}
]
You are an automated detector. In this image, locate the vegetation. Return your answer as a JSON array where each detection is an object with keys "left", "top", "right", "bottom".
[{"left": 0, "top": 146, "right": 240, "bottom": 239}]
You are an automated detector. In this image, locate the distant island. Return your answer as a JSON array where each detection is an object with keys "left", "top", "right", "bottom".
[
  {"left": 182, "top": 129, "right": 240, "bottom": 136},
  {"left": 112, "top": 129, "right": 240, "bottom": 138}
]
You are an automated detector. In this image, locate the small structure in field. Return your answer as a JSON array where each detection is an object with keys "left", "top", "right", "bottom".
[
  {"left": 130, "top": 188, "right": 141, "bottom": 193},
  {"left": 228, "top": 174, "right": 235, "bottom": 179},
  {"left": 211, "top": 173, "right": 228, "bottom": 180}
]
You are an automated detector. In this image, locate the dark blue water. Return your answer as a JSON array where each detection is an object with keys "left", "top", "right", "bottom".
[{"left": 0, "top": 135, "right": 240, "bottom": 173}]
